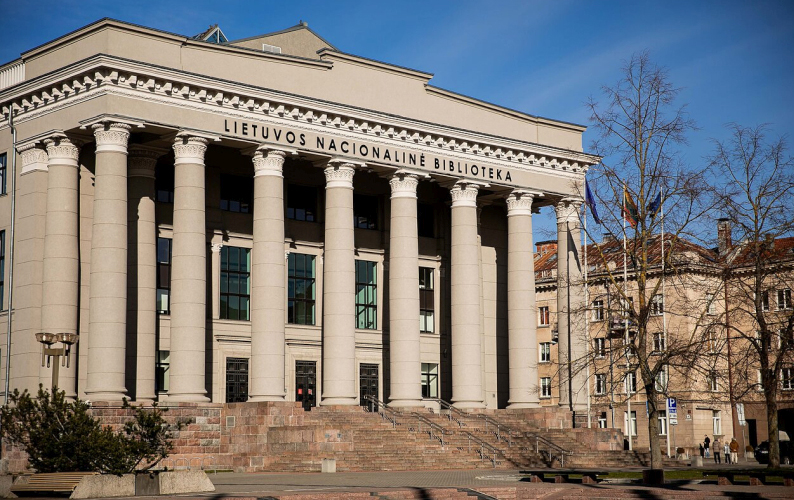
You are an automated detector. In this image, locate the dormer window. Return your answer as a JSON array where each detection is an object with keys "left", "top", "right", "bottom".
[{"left": 196, "top": 25, "right": 228, "bottom": 44}]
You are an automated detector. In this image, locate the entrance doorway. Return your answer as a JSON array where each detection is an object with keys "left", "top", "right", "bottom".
[
  {"left": 359, "top": 363, "right": 379, "bottom": 407},
  {"left": 225, "top": 357, "right": 249, "bottom": 403},
  {"left": 295, "top": 360, "right": 317, "bottom": 410}
]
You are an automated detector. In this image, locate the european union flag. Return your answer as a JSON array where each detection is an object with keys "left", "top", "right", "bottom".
[
  {"left": 585, "top": 180, "right": 601, "bottom": 224},
  {"left": 648, "top": 191, "right": 662, "bottom": 216}
]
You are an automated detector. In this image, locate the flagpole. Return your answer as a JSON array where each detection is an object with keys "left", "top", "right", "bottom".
[
  {"left": 566, "top": 221, "right": 574, "bottom": 419},
  {"left": 623, "top": 185, "right": 633, "bottom": 451},
  {"left": 584, "top": 199, "right": 592, "bottom": 429}
]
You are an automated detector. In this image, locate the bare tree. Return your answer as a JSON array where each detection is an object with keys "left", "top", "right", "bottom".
[
  {"left": 583, "top": 52, "right": 715, "bottom": 469},
  {"left": 710, "top": 124, "right": 794, "bottom": 468}
]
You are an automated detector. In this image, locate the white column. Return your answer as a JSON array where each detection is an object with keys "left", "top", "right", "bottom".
[
  {"left": 40, "top": 136, "right": 80, "bottom": 398},
  {"left": 388, "top": 172, "right": 422, "bottom": 408},
  {"left": 249, "top": 147, "right": 287, "bottom": 401},
  {"left": 127, "top": 146, "right": 161, "bottom": 402},
  {"left": 321, "top": 161, "right": 357, "bottom": 405},
  {"left": 506, "top": 191, "right": 540, "bottom": 408},
  {"left": 450, "top": 181, "right": 485, "bottom": 409},
  {"left": 85, "top": 123, "right": 131, "bottom": 401},
  {"left": 167, "top": 134, "right": 210, "bottom": 402},
  {"left": 555, "top": 197, "right": 586, "bottom": 411}
]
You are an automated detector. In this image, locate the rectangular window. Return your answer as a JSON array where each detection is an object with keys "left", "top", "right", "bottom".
[
  {"left": 655, "top": 366, "right": 668, "bottom": 392},
  {"left": 709, "top": 371, "right": 719, "bottom": 392},
  {"left": 0, "top": 153, "right": 6, "bottom": 195},
  {"left": 155, "top": 164, "right": 174, "bottom": 203},
  {"left": 592, "top": 299, "right": 605, "bottom": 321},
  {"left": 540, "top": 377, "right": 552, "bottom": 398},
  {"left": 706, "top": 293, "right": 716, "bottom": 315},
  {"left": 156, "top": 238, "right": 171, "bottom": 314},
  {"left": 421, "top": 363, "right": 438, "bottom": 398},
  {"left": 624, "top": 410, "right": 637, "bottom": 436},
  {"left": 658, "top": 410, "right": 668, "bottom": 436},
  {"left": 761, "top": 291, "right": 770, "bottom": 312},
  {"left": 757, "top": 370, "right": 764, "bottom": 392},
  {"left": 538, "top": 306, "right": 550, "bottom": 326},
  {"left": 713, "top": 410, "right": 722, "bottom": 435},
  {"left": 417, "top": 203, "right": 435, "bottom": 238},
  {"left": 539, "top": 342, "right": 551, "bottom": 363},
  {"left": 220, "top": 174, "right": 253, "bottom": 213},
  {"left": 650, "top": 294, "right": 664, "bottom": 316},
  {"left": 355, "top": 260, "right": 377, "bottom": 329},
  {"left": 419, "top": 267, "right": 435, "bottom": 333},
  {"left": 595, "top": 374, "right": 606, "bottom": 395},
  {"left": 220, "top": 246, "right": 251, "bottom": 321},
  {"left": 783, "top": 368, "right": 794, "bottom": 390},
  {"left": 594, "top": 338, "right": 605, "bottom": 358},
  {"left": 778, "top": 289, "right": 792, "bottom": 310},
  {"left": 0, "top": 230, "right": 5, "bottom": 310},
  {"left": 287, "top": 253, "right": 316, "bottom": 325},
  {"left": 625, "top": 371, "right": 637, "bottom": 394},
  {"left": 225, "top": 357, "right": 249, "bottom": 403},
  {"left": 353, "top": 194, "right": 378, "bottom": 230},
  {"left": 286, "top": 184, "right": 318, "bottom": 222},
  {"left": 653, "top": 332, "right": 666, "bottom": 352},
  {"left": 155, "top": 350, "right": 170, "bottom": 393},
  {"left": 707, "top": 328, "right": 719, "bottom": 354},
  {"left": 598, "top": 412, "right": 608, "bottom": 428}
]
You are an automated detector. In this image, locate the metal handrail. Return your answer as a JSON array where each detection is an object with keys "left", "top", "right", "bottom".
[
  {"left": 410, "top": 412, "right": 447, "bottom": 448},
  {"left": 430, "top": 398, "right": 470, "bottom": 428},
  {"left": 527, "top": 431, "right": 571, "bottom": 467},
  {"left": 461, "top": 430, "right": 500, "bottom": 468},
  {"left": 475, "top": 413, "right": 514, "bottom": 446},
  {"left": 363, "top": 395, "right": 399, "bottom": 428}
]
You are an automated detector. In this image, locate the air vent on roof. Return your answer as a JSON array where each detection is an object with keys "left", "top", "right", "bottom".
[{"left": 262, "top": 44, "right": 282, "bottom": 54}]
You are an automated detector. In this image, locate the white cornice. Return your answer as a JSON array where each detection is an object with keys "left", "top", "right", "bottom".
[{"left": 0, "top": 54, "right": 600, "bottom": 178}]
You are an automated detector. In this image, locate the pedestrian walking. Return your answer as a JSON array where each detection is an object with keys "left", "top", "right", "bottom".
[
  {"left": 724, "top": 441, "right": 731, "bottom": 464},
  {"left": 730, "top": 438, "right": 740, "bottom": 463},
  {"left": 704, "top": 435, "right": 711, "bottom": 458},
  {"left": 699, "top": 443, "right": 704, "bottom": 458},
  {"left": 713, "top": 437, "right": 722, "bottom": 464}
]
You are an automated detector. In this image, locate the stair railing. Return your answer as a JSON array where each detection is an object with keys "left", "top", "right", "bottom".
[
  {"left": 475, "top": 413, "right": 514, "bottom": 446},
  {"left": 363, "top": 395, "right": 399, "bottom": 428},
  {"left": 529, "top": 432, "right": 570, "bottom": 467},
  {"left": 461, "top": 430, "right": 500, "bottom": 468},
  {"left": 429, "top": 398, "right": 470, "bottom": 428},
  {"left": 410, "top": 412, "right": 447, "bottom": 449}
]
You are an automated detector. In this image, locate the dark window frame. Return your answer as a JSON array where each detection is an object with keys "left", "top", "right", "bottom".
[
  {"left": 220, "top": 246, "right": 251, "bottom": 321},
  {"left": 220, "top": 174, "right": 253, "bottom": 213},
  {"left": 156, "top": 237, "right": 172, "bottom": 314},
  {"left": 355, "top": 260, "right": 377, "bottom": 330},
  {"left": 156, "top": 350, "right": 170, "bottom": 393},
  {"left": 225, "top": 357, "right": 249, "bottom": 403},
  {"left": 288, "top": 253, "right": 317, "bottom": 325},
  {"left": 0, "top": 230, "right": 5, "bottom": 310},
  {"left": 421, "top": 363, "right": 438, "bottom": 398},
  {"left": 286, "top": 184, "right": 318, "bottom": 222},
  {"left": 419, "top": 267, "right": 435, "bottom": 333},
  {"left": 0, "top": 153, "right": 6, "bottom": 195}
]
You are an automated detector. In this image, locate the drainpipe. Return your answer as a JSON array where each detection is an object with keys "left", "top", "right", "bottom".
[{"left": 4, "top": 109, "right": 17, "bottom": 405}]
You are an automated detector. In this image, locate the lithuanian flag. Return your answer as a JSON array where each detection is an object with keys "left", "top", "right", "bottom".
[{"left": 623, "top": 186, "right": 639, "bottom": 228}]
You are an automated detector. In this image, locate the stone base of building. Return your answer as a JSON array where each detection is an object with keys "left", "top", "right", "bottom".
[{"left": 2, "top": 401, "right": 647, "bottom": 474}]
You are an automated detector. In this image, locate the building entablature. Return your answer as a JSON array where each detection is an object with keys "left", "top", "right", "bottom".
[{"left": 0, "top": 53, "right": 599, "bottom": 198}]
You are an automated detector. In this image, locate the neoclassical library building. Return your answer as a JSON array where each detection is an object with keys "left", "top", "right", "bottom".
[{"left": 0, "top": 19, "right": 598, "bottom": 416}]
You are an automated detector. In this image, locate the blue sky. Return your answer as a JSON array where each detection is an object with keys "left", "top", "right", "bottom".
[{"left": 2, "top": 0, "right": 792, "bottom": 243}]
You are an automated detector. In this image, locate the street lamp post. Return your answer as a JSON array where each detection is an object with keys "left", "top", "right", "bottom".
[{"left": 35, "top": 332, "right": 79, "bottom": 392}]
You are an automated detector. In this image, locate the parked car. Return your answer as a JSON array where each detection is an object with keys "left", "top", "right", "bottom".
[{"left": 755, "top": 440, "right": 793, "bottom": 465}]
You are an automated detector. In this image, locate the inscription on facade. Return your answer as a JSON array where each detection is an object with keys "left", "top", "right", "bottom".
[{"left": 222, "top": 119, "right": 514, "bottom": 184}]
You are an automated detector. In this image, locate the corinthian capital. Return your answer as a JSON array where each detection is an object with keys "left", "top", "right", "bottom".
[
  {"left": 389, "top": 172, "right": 418, "bottom": 199},
  {"left": 506, "top": 190, "right": 536, "bottom": 216},
  {"left": 44, "top": 136, "right": 80, "bottom": 167},
  {"left": 92, "top": 123, "right": 131, "bottom": 154},
  {"left": 449, "top": 182, "right": 479, "bottom": 208},
  {"left": 555, "top": 197, "right": 583, "bottom": 224},
  {"left": 252, "top": 147, "right": 287, "bottom": 177},
  {"left": 172, "top": 134, "right": 208, "bottom": 165},
  {"left": 128, "top": 145, "right": 165, "bottom": 179},
  {"left": 18, "top": 142, "right": 49, "bottom": 175},
  {"left": 323, "top": 161, "right": 356, "bottom": 189}
]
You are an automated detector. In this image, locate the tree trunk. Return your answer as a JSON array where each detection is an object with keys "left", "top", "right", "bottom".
[
  {"left": 646, "top": 396, "right": 663, "bottom": 469},
  {"left": 766, "top": 388, "right": 780, "bottom": 468}
]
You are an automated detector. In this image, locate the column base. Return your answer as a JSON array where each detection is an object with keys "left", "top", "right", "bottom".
[
  {"left": 248, "top": 395, "right": 287, "bottom": 402},
  {"left": 321, "top": 397, "right": 357, "bottom": 405},
  {"left": 83, "top": 391, "right": 128, "bottom": 402},
  {"left": 388, "top": 399, "right": 424, "bottom": 408},
  {"left": 452, "top": 400, "right": 486, "bottom": 410},
  {"left": 166, "top": 394, "right": 211, "bottom": 403},
  {"left": 507, "top": 401, "right": 541, "bottom": 409}
]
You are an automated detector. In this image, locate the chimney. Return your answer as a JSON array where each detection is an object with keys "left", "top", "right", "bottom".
[
  {"left": 717, "top": 218, "right": 732, "bottom": 255},
  {"left": 536, "top": 240, "right": 558, "bottom": 255}
]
